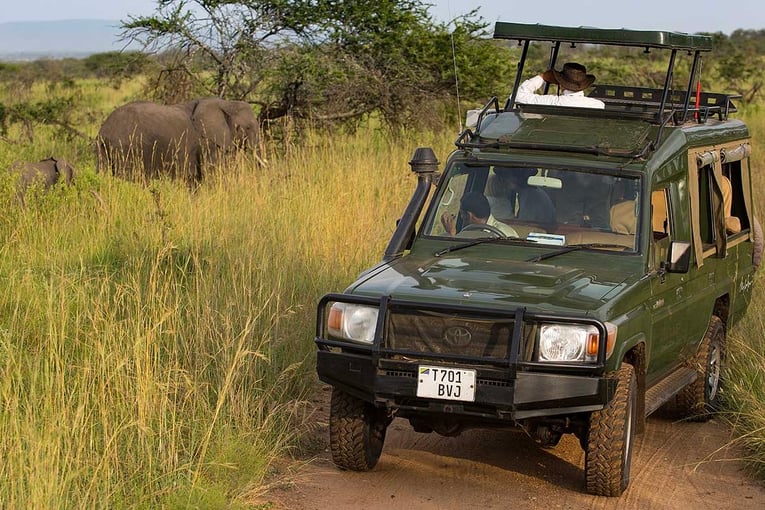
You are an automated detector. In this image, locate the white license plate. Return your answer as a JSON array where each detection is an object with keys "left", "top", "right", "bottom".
[{"left": 416, "top": 365, "right": 476, "bottom": 402}]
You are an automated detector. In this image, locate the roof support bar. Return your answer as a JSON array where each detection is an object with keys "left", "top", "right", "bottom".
[
  {"left": 680, "top": 51, "right": 703, "bottom": 123},
  {"left": 506, "top": 39, "right": 530, "bottom": 111},
  {"left": 543, "top": 41, "right": 562, "bottom": 95},
  {"left": 657, "top": 49, "right": 677, "bottom": 122}
]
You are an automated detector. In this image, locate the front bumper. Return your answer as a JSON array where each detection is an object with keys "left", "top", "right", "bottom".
[
  {"left": 317, "top": 349, "right": 616, "bottom": 421},
  {"left": 316, "top": 294, "right": 617, "bottom": 422}
]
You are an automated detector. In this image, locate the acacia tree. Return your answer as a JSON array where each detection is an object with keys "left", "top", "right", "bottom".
[
  {"left": 122, "top": 1, "right": 514, "bottom": 129},
  {"left": 264, "top": 2, "right": 515, "bottom": 129},
  {"left": 122, "top": 0, "right": 322, "bottom": 101}
]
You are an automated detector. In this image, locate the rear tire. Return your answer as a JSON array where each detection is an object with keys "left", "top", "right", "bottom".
[
  {"left": 676, "top": 316, "right": 724, "bottom": 421},
  {"left": 329, "top": 387, "right": 389, "bottom": 471},
  {"left": 585, "top": 363, "right": 636, "bottom": 497}
]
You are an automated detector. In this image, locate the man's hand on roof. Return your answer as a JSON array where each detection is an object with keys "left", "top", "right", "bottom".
[{"left": 541, "top": 69, "right": 557, "bottom": 83}]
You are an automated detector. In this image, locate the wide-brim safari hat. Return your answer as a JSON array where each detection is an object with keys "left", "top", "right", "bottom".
[{"left": 552, "top": 62, "right": 596, "bottom": 92}]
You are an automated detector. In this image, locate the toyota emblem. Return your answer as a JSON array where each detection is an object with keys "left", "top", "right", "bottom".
[{"left": 443, "top": 326, "right": 472, "bottom": 346}]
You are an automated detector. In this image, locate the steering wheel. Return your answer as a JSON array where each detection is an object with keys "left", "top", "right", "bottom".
[{"left": 460, "top": 223, "right": 507, "bottom": 238}]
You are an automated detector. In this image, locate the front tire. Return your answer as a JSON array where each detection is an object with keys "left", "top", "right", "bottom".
[
  {"left": 677, "top": 316, "right": 724, "bottom": 421},
  {"left": 585, "top": 363, "right": 636, "bottom": 497},
  {"left": 329, "top": 388, "right": 389, "bottom": 471}
]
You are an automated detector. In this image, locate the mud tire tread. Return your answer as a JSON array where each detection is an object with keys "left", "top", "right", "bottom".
[
  {"left": 585, "top": 363, "right": 636, "bottom": 497},
  {"left": 676, "top": 316, "right": 724, "bottom": 422},
  {"left": 329, "top": 387, "right": 387, "bottom": 471}
]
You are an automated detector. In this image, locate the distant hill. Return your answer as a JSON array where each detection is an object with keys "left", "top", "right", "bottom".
[{"left": 0, "top": 19, "right": 137, "bottom": 61}]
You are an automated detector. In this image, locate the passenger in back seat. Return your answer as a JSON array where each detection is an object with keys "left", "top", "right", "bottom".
[{"left": 487, "top": 168, "right": 555, "bottom": 226}]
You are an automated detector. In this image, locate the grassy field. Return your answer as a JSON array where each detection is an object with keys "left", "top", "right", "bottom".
[
  {"left": 1, "top": 78, "right": 764, "bottom": 507},
  {"left": 722, "top": 106, "right": 765, "bottom": 479},
  {"left": 0, "top": 89, "right": 454, "bottom": 506}
]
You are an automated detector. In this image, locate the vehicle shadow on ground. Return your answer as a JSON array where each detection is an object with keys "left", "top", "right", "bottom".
[{"left": 382, "top": 418, "right": 586, "bottom": 492}]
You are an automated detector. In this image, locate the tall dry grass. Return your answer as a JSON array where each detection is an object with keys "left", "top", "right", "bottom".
[
  {"left": 0, "top": 125, "right": 454, "bottom": 508},
  {"left": 722, "top": 106, "right": 765, "bottom": 477}
]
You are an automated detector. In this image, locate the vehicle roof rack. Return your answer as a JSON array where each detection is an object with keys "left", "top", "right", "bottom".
[
  {"left": 464, "top": 22, "right": 734, "bottom": 155},
  {"left": 495, "top": 23, "right": 715, "bottom": 122},
  {"left": 493, "top": 22, "right": 713, "bottom": 51}
]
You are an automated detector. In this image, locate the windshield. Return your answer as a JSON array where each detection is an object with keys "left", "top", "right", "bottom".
[{"left": 422, "top": 162, "right": 640, "bottom": 252}]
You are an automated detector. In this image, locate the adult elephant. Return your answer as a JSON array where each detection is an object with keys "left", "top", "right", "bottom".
[
  {"left": 97, "top": 101, "right": 200, "bottom": 183},
  {"left": 96, "top": 98, "right": 259, "bottom": 183}
]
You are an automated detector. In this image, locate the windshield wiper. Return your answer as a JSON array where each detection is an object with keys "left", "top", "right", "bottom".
[
  {"left": 434, "top": 236, "right": 528, "bottom": 257},
  {"left": 526, "top": 243, "right": 629, "bottom": 263}
]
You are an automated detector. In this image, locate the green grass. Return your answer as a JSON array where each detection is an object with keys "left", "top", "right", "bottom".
[{"left": 0, "top": 123, "right": 453, "bottom": 508}]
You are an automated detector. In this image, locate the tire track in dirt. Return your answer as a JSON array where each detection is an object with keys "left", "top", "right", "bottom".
[{"left": 263, "top": 388, "right": 764, "bottom": 509}]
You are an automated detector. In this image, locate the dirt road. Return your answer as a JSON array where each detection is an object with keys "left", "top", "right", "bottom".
[{"left": 264, "top": 385, "right": 764, "bottom": 509}]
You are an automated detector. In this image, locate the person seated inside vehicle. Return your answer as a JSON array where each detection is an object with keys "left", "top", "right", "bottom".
[
  {"left": 441, "top": 192, "right": 519, "bottom": 238},
  {"left": 547, "top": 171, "right": 612, "bottom": 229},
  {"left": 487, "top": 167, "right": 556, "bottom": 227}
]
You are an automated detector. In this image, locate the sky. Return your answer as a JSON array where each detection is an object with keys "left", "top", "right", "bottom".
[{"left": 0, "top": 0, "right": 763, "bottom": 34}]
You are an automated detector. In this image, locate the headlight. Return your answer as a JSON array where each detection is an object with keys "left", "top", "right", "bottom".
[
  {"left": 327, "top": 303, "right": 379, "bottom": 344},
  {"left": 538, "top": 323, "right": 617, "bottom": 362}
]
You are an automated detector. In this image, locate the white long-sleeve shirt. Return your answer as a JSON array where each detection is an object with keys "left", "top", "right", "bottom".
[{"left": 515, "top": 75, "right": 605, "bottom": 109}]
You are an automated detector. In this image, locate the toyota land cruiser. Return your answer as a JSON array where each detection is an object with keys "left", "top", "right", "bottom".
[{"left": 314, "top": 23, "right": 762, "bottom": 496}]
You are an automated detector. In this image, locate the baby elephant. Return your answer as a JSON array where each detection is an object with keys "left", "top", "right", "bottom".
[{"left": 11, "top": 157, "right": 75, "bottom": 205}]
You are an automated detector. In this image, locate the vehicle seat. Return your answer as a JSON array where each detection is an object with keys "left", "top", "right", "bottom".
[
  {"left": 652, "top": 190, "right": 668, "bottom": 234},
  {"left": 721, "top": 176, "right": 741, "bottom": 233},
  {"left": 610, "top": 200, "right": 637, "bottom": 235}
]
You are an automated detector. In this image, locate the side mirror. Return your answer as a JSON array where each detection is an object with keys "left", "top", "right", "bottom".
[{"left": 665, "top": 241, "right": 691, "bottom": 273}]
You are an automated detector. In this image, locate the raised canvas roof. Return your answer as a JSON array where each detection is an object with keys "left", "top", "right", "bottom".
[{"left": 493, "top": 22, "right": 713, "bottom": 51}]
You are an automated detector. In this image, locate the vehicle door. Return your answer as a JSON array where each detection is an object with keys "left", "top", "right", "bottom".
[
  {"left": 647, "top": 180, "right": 698, "bottom": 382},
  {"left": 648, "top": 145, "right": 748, "bottom": 381}
]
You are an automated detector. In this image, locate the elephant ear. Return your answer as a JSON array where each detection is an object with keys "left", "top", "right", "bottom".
[
  {"left": 192, "top": 100, "right": 232, "bottom": 150},
  {"left": 222, "top": 109, "right": 244, "bottom": 147},
  {"left": 54, "top": 158, "right": 75, "bottom": 184}
]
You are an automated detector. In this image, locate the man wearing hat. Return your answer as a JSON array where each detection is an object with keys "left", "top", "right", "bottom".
[{"left": 515, "top": 62, "right": 605, "bottom": 109}]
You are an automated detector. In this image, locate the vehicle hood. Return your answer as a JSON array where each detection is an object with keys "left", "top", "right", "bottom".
[{"left": 349, "top": 252, "right": 638, "bottom": 314}]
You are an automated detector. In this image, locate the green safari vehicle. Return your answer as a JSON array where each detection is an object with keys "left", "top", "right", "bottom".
[{"left": 314, "top": 23, "right": 763, "bottom": 496}]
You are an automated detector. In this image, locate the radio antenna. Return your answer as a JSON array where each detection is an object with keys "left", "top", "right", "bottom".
[
  {"left": 451, "top": 30, "right": 463, "bottom": 132},
  {"left": 447, "top": 2, "right": 463, "bottom": 132}
]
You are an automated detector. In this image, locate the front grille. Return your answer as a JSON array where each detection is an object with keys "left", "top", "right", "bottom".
[{"left": 386, "top": 310, "right": 514, "bottom": 358}]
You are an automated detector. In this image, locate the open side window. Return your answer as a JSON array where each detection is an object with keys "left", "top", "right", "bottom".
[
  {"left": 721, "top": 146, "right": 752, "bottom": 236},
  {"left": 688, "top": 142, "right": 753, "bottom": 266}
]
